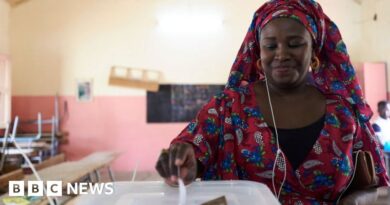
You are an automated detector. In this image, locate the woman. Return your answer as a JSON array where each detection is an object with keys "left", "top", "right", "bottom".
[{"left": 155, "top": 0, "right": 390, "bottom": 204}]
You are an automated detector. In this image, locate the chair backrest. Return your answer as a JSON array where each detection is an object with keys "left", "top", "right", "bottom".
[
  {"left": 12, "top": 113, "right": 41, "bottom": 141},
  {"left": 36, "top": 112, "right": 42, "bottom": 140},
  {"left": 9, "top": 116, "right": 19, "bottom": 140},
  {"left": 0, "top": 121, "right": 11, "bottom": 172},
  {"left": 0, "top": 117, "right": 19, "bottom": 172},
  {"left": 1, "top": 121, "right": 10, "bottom": 150}
]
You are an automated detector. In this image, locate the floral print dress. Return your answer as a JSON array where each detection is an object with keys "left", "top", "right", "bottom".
[{"left": 171, "top": 82, "right": 390, "bottom": 204}]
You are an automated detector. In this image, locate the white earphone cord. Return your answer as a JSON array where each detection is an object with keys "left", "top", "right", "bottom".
[
  {"left": 335, "top": 150, "right": 361, "bottom": 204},
  {"left": 264, "top": 75, "right": 360, "bottom": 203},
  {"left": 264, "top": 74, "right": 287, "bottom": 200}
]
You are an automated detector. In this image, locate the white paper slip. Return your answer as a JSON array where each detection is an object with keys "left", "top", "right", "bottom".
[{"left": 178, "top": 167, "right": 187, "bottom": 205}]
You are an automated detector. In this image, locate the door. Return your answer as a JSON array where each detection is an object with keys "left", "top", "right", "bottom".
[{"left": 0, "top": 55, "right": 10, "bottom": 129}]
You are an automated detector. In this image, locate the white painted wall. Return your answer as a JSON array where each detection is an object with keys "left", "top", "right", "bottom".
[
  {"left": 0, "top": 0, "right": 10, "bottom": 54},
  {"left": 10, "top": 0, "right": 365, "bottom": 96},
  {"left": 361, "top": 0, "right": 390, "bottom": 92}
]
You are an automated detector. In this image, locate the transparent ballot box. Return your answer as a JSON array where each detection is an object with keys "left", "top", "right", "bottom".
[{"left": 74, "top": 180, "right": 280, "bottom": 205}]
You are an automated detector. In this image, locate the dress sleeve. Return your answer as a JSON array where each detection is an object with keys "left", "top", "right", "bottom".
[
  {"left": 354, "top": 118, "right": 390, "bottom": 187},
  {"left": 171, "top": 96, "right": 224, "bottom": 169}
]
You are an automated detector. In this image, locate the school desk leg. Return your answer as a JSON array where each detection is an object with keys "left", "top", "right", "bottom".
[{"left": 108, "top": 166, "right": 115, "bottom": 182}]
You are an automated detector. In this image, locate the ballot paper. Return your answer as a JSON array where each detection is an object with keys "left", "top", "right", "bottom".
[
  {"left": 178, "top": 178, "right": 186, "bottom": 205},
  {"left": 178, "top": 168, "right": 187, "bottom": 205},
  {"left": 177, "top": 168, "right": 227, "bottom": 205}
]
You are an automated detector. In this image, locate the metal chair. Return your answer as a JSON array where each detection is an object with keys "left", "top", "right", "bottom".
[{"left": 0, "top": 122, "right": 10, "bottom": 172}]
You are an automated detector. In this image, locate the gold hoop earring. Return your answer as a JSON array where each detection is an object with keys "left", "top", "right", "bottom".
[{"left": 311, "top": 56, "right": 320, "bottom": 70}]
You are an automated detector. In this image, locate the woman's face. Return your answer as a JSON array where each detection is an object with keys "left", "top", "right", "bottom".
[{"left": 259, "top": 18, "right": 313, "bottom": 89}]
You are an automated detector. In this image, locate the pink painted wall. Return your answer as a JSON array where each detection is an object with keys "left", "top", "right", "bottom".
[
  {"left": 12, "top": 96, "right": 187, "bottom": 172},
  {"left": 363, "top": 63, "right": 388, "bottom": 121},
  {"left": 354, "top": 62, "right": 388, "bottom": 121}
]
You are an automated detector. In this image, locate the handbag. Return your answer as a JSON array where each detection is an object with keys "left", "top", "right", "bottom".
[
  {"left": 349, "top": 150, "right": 378, "bottom": 190},
  {"left": 339, "top": 151, "right": 380, "bottom": 204}
]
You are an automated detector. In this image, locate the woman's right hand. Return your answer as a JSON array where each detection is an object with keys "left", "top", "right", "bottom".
[{"left": 155, "top": 142, "right": 198, "bottom": 186}]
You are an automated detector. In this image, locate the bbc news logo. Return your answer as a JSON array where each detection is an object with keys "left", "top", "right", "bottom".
[{"left": 9, "top": 181, "right": 114, "bottom": 196}]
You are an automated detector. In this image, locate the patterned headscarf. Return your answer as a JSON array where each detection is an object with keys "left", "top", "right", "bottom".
[{"left": 226, "top": 0, "right": 373, "bottom": 121}]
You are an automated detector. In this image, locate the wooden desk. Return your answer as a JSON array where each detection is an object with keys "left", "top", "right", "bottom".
[
  {"left": 24, "top": 151, "right": 120, "bottom": 186},
  {"left": 0, "top": 154, "right": 65, "bottom": 189},
  {"left": 0, "top": 151, "right": 119, "bottom": 205}
]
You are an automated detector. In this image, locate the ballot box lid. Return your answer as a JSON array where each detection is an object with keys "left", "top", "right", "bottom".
[{"left": 74, "top": 180, "right": 280, "bottom": 205}]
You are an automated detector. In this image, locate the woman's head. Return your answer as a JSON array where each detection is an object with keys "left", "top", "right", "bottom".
[
  {"left": 259, "top": 18, "right": 313, "bottom": 89},
  {"left": 226, "top": 0, "right": 372, "bottom": 121},
  {"left": 378, "top": 101, "right": 390, "bottom": 119}
]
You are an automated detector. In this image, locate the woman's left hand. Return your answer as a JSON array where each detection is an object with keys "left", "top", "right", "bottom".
[{"left": 338, "top": 188, "right": 378, "bottom": 205}]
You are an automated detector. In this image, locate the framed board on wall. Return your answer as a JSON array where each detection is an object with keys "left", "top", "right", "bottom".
[
  {"left": 0, "top": 55, "right": 11, "bottom": 129},
  {"left": 76, "top": 79, "right": 93, "bottom": 102},
  {"left": 147, "top": 84, "right": 224, "bottom": 123}
]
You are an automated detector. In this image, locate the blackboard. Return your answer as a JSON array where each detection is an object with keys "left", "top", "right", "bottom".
[{"left": 147, "top": 84, "right": 224, "bottom": 122}]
